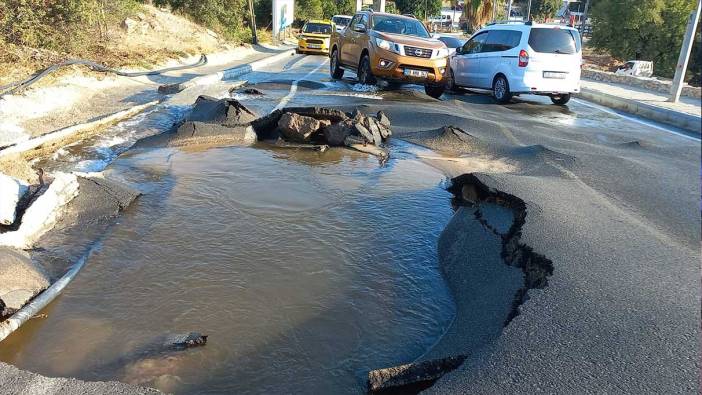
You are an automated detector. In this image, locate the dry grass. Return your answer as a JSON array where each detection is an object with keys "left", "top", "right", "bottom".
[{"left": 582, "top": 46, "right": 623, "bottom": 72}]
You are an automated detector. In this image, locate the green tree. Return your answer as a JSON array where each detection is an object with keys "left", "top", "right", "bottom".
[
  {"left": 322, "top": 0, "right": 338, "bottom": 18},
  {"left": 385, "top": 1, "right": 398, "bottom": 14},
  {"left": 688, "top": 15, "right": 701, "bottom": 85},
  {"left": 529, "top": 0, "right": 561, "bottom": 21},
  {"left": 395, "top": 0, "right": 441, "bottom": 19},
  {"left": 296, "top": 0, "right": 324, "bottom": 20},
  {"left": 336, "top": 0, "right": 356, "bottom": 15},
  {"left": 590, "top": 0, "right": 696, "bottom": 78},
  {"left": 254, "top": 0, "right": 272, "bottom": 27}
]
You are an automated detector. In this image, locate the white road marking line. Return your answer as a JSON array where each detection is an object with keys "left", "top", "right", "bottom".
[
  {"left": 572, "top": 98, "right": 701, "bottom": 142},
  {"left": 273, "top": 59, "right": 327, "bottom": 112}
]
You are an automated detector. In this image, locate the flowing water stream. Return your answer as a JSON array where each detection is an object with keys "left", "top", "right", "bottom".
[{"left": 1, "top": 142, "right": 457, "bottom": 394}]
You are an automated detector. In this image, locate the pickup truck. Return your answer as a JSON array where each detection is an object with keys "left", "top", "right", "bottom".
[{"left": 329, "top": 11, "right": 450, "bottom": 98}]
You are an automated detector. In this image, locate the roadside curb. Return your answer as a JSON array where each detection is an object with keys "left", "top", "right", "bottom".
[
  {"left": 576, "top": 88, "right": 701, "bottom": 135},
  {"left": 158, "top": 49, "right": 296, "bottom": 94}
]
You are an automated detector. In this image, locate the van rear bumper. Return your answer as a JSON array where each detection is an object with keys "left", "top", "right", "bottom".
[{"left": 510, "top": 70, "right": 581, "bottom": 94}]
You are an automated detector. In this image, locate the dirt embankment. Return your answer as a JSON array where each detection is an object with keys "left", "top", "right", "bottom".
[{"left": 0, "top": 5, "right": 235, "bottom": 87}]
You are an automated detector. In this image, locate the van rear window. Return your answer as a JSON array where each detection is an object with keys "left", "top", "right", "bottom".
[{"left": 528, "top": 28, "right": 579, "bottom": 54}]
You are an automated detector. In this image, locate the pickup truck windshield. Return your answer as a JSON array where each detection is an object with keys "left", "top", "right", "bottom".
[
  {"left": 303, "top": 23, "right": 332, "bottom": 34},
  {"left": 371, "top": 15, "right": 430, "bottom": 38}
]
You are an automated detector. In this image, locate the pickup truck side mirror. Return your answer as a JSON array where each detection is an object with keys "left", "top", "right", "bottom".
[{"left": 353, "top": 24, "right": 366, "bottom": 33}]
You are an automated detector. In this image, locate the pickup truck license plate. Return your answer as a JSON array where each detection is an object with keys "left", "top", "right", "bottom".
[
  {"left": 307, "top": 44, "right": 321, "bottom": 49},
  {"left": 404, "top": 69, "right": 428, "bottom": 78},
  {"left": 543, "top": 71, "right": 567, "bottom": 79}
]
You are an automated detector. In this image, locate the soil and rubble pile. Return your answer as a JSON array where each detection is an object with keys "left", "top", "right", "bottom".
[
  {"left": 252, "top": 105, "right": 393, "bottom": 161},
  {"left": 167, "top": 95, "right": 394, "bottom": 161}
]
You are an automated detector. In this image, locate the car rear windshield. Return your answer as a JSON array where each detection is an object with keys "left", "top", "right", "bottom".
[
  {"left": 528, "top": 28, "right": 580, "bottom": 54},
  {"left": 332, "top": 16, "right": 351, "bottom": 26},
  {"left": 303, "top": 23, "right": 332, "bottom": 34},
  {"left": 372, "top": 15, "right": 430, "bottom": 38}
]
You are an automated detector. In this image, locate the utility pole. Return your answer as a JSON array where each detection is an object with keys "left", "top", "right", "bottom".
[
  {"left": 527, "top": 0, "right": 532, "bottom": 21},
  {"left": 579, "top": 0, "right": 591, "bottom": 33},
  {"left": 507, "top": 0, "right": 512, "bottom": 21},
  {"left": 247, "top": 0, "right": 258, "bottom": 45},
  {"left": 669, "top": 0, "right": 701, "bottom": 103}
]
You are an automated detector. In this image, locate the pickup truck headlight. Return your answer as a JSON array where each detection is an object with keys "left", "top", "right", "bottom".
[
  {"left": 433, "top": 47, "right": 449, "bottom": 59},
  {"left": 374, "top": 38, "right": 400, "bottom": 54}
]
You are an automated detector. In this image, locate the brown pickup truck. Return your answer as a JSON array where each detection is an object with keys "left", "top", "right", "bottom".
[{"left": 329, "top": 11, "right": 450, "bottom": 98}]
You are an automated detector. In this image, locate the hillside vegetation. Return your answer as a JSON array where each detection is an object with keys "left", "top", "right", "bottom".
[{"left": 0, "top": 0, "right": 256, "bottom": 85}]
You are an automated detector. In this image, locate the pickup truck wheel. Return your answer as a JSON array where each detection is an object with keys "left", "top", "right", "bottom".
[
  {"left": 550, "top": 93, "right": 571, "bottom": 105},
  {"left": 425, "top": 84, "right": 445, "bottom": 99},
  {"left": 493, "top": 75, "right": 513, "bottom": 104},
  {"left": 330, "top": 49, "right": 344, "bottom": 79},
  {"left": 357, "top": 54, "right": 376, "bottom": 85}
]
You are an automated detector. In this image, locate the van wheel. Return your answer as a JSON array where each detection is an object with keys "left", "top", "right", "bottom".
[
  {"left": 357, "top": 54, "right": 376, "bottom": 85},
  {"left": 425, "top": 84, "right": 445, "bottom": 99},
  {"left": 330, "top": 49, "right": 344, "bottom": 79},
  {"left": 550, "top": 94, "right": 571, "bottom": 105},
  {"left": 493, "top": 75, "right": 512, "bottom": 104}
]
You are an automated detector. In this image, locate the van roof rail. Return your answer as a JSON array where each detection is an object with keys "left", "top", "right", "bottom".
[{"left": 488, "top": 20, "right": 528, "bottom": 25}]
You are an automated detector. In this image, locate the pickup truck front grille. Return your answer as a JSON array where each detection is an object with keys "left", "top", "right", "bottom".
[{"left": 404, "top": 46, "right": 432, "bottom": 58}]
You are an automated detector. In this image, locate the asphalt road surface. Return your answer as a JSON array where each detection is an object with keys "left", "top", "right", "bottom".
[
  {"left": 231, "top": 53, "right": 700, "bottom": 394},
  {"left": 2, "top": 52, "right": 699, "bottom": 394}
]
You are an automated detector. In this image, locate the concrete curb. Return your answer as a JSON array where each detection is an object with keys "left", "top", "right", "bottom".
[
  {"left": 158, "top": 49, "right": 296, "bottom": 94},
  {"left": 576, "top": 88, "right": 701, "bottom": 135}
]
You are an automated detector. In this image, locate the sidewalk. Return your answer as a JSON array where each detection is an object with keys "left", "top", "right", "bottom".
[{"left": 577, "top": 79, "right": 702, "bottom": 135}]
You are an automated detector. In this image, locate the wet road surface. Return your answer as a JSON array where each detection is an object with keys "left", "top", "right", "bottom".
[{"left": 2, "top": 52, "right": 700, "bottom": 394}]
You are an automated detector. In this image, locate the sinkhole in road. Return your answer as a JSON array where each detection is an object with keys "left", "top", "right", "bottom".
[{"left": 1, "top": 142, "right": 469, "bottom": 394}]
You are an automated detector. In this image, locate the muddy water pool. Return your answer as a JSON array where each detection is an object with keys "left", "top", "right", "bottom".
[{"left": 1, "top": 142, "right": 457, "bottom": 394}]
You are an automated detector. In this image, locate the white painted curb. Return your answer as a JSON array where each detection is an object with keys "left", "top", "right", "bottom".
[{"left": 159, "top": 49, "right": 296, "bottom": 94}]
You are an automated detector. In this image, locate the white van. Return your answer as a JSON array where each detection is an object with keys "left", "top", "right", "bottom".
[
  {"left": 332, "top": 15, "right": 352, "bottom": 33},
  {"left": 448, "top": 22, "right": 582, "bottom": 105}
]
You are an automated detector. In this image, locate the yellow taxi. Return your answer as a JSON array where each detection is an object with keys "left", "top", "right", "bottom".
[{"left": 297, "top": 20, "right": 335, "bottom": 55}]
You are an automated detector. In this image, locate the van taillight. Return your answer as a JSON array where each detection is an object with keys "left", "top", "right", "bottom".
[{"left": 518, "top": 49, "right": 529, "bottom": 67}]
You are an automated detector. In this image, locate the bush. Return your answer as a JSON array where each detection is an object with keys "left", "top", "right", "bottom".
[
  {"left": 0, "top": 0, "right": 138, "bottom": 52},
  {"left": 154, "top": 0, "right": 249, "bottom": 40},
  {"left": 295, "top": 0, "right": 324, "bottom": 21},
  {"left": 687, "top": 15, "right": 701, "bottom": 86}
]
